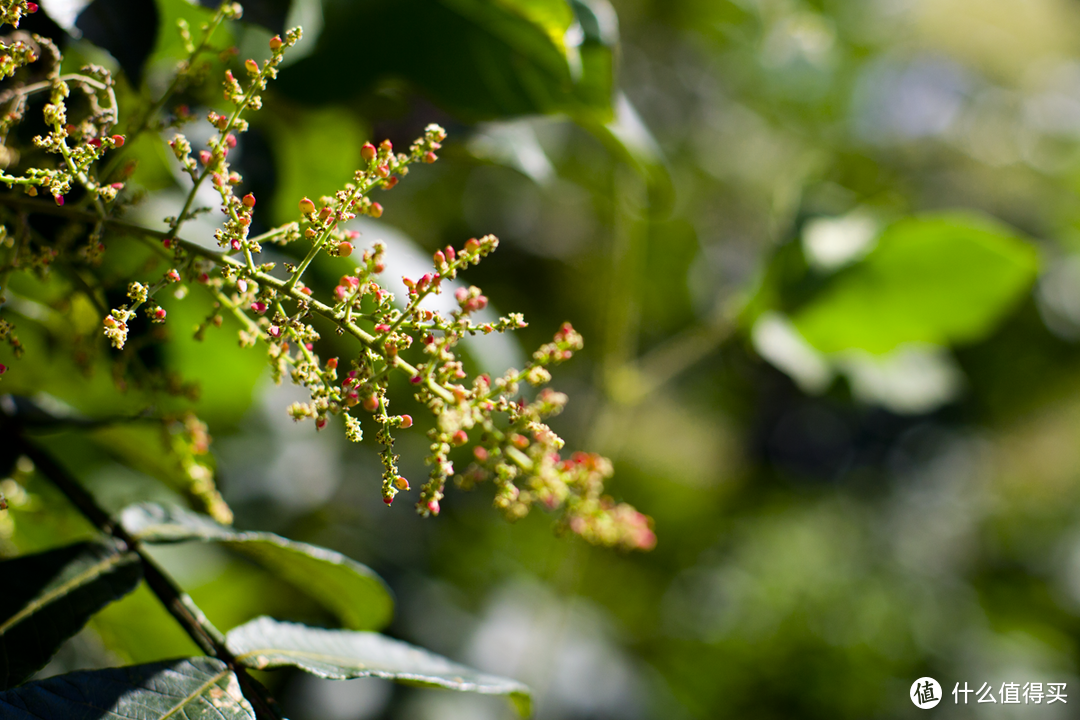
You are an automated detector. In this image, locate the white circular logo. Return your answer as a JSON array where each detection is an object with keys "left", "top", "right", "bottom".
[{"left": 911, "top": 677, "right": 942, "bottom": 709}]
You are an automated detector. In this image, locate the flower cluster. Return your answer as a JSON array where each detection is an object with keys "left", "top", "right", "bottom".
[{"left": 0, "top": 2, "right": 655, "bottom": 550}]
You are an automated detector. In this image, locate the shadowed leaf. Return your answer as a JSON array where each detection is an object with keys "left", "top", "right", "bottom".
[
  {"left": 0, "top": 540, "right": 142, "bottom": 689},
  {"left": 0, "top": 657, "right": 254, "bottom": 719}
]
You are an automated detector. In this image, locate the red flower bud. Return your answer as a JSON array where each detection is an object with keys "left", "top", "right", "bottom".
[
  {"left": 111, "top": 135, "right": 124, "bottom": 147},
  {"left": 225, "top": 134, "right": 237, "bottom": 148},
  {"left": 363, "top": 395, "right": 379, "bottom": 412},
  {"left": 445, "top": 245, "right": 456, "bottom": 261},
  {"left": 399, "top": 414, "right": 413, "bottom": 429},
  {"left": 0, "top": 363, "right": 6, "bottom": 374},
  {"left": 316, "top": 416, "right": 327, "bottom": 430},
  {"left": 250, "top": 301, "right": 267, "bottom": 314},
  {"left": 269, "top": 35, "right": 283, "bottom": 51},
  {"left": 326, "top": 357, "right": 338, "bottom": 370},
  {"left": 368, "top": 202, "right": 383, "bottom": 218},
  {"left": 54, "top": 194, "right": 64, "bottom": 206},
  {"left": 268, "top": 325, "right": 282, "bottom": 338},
  {"left": 380, "top": 139, "right": 393, "bottom": 152},
  {"left": 88, "top": 137, "right": 101, "bottom": 148},
  {"left": 242, "top": 193, "right": 256, "bottom": 208},
  {"left": 298, "top": 197, "right": 315, "bottom": 215},
  {"left": 374, "top": 323, "right": 391, "bottom": 332},
  {"left": 376, "top": 164, "right": 389, "bottom": 178},
  {"left": 427, "top": 499, "right": 440, "bottom": 515},
  {"left": 383, "top": 496, "right": 394, "bottom": 505},
  {"left": 338, "top": 241, "right": 353, "bottom": 257},
  {"left": 154, "top": 308, "right": 167, "bottom": 320},
  {"left": 474, "top": 446, "right": 489, "bottom": 461},
  {"left": 383, "top": 176, "right": 398, "bottom": 189},
  {"left": 361, "top": 143, "right": 376, "bottom": 162},
  {"left": 25, "top": 3, "right": 37, "bottom": 13},
  {"left": 423, "top": 151, "right": 437, "bottom": 164},
  {"left": 199, "top": 150, "right": 212, "bottom": 166}
]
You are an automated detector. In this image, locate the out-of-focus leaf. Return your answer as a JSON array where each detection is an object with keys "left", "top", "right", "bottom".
[
  {"left": 119, "top": 503, "right": 393, "bottom": 631},
  {"left": 198, "top": 0, "right": 290, "bottom": 34},
  {"left": 279, "top": 0, "right": 612, "bottom": 120},
  {"left": 0, "top": 657, "right": 255, "bottom": 719},
  {"left": 0, "top": 540, "right": 142, "bottom": 689},
  {"left": 791, "top": 212, "right": 1039, "bottom": 354},
  {"left": 75, "top": 0, "right": 159, "bottom": 86},
  {"left": 226, "top": 616, "right": 533, "bottom": 717}
]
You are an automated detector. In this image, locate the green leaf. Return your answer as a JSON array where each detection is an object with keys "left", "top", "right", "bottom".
[
  {"left": 0, "top": 540, "right": 142, "bottom": 689},
  {"left": 278, "top": 0, "right": 613, "bottom": 120},
  {"left": 119, "top": 503, "right": 393, "bottom": 631},
  {"left": 226, "top": 616, "right": 533, "bottom": 717},
  {"left": 0, "top": 657, "right": 255, "bottom": 719},
  {"left": 791, "top": 212, "right": 1040, "bottom": 354}
]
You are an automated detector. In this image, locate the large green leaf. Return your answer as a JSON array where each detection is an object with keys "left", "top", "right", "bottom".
[
  {"left": 0, "top": 657, "right": 255, "bottom": 719},
  {"left": 118, "top": 503, "right": 393, "bottom": 631},
  {"left": 278, "top": 0, "right": 613, "bottom": 121},
  {"left": 226, "top": 616, "right": 533, "bottom": 717},
  {"left": 791, "top": 212, "right": 1040, "bottom": 354},
  {"left": 0, "top": 541, "right": 142, "bottom": 689}
]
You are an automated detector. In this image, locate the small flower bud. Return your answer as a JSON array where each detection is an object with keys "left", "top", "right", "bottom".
[
  {"left": 374, "top": 323, "right": 391, "bottom": 332},
  {"left": 394, "top": 476, "right": 410, "bottom": 491},
  {"left": 298, "top": 197, "right": 315, "bottom": 215},
  {"left": 452, "top": 430, "right": 468, "bottom": 446},
  {"left": 427, "top": 499, "right": 440, "bottom": 515},
  {"left": 384, "top": 176, "right": 398, "bottom": 189},
  {"left": 399, "top": 414, "right": 413, "bottom": 428},
  {"left": 111, "top": 135, "right": 125, "bottom": 147},
  {"left": 473, "top": 446, "right": 489, "bottom": 461},
  {"left": 361, "top": 143, "right": 376, "bottom": 162},
  {"left": 369, "top": 202, "right": 383, "bottom": 218},
  {"left": 268, "top": 325, "right": 282, "bottom": 338},
  {"left": 433, "top": 250, "right": 446, "bottom": 266},
  {"left": 362, "top": 395, "right": 379, "bottom": 412},
  {"left": 225, "top": 134, "right": 237, "bottom": 148},
  {"left": 338, "top": 241, "right": 353, "bottom": 257},
  {"left": 315, "top": 416, "right": 327, "bottom": 430},
  {"left": 26, "top": 2, "right": 38, "bottom": 13},
  {"left": 242, "top": 193, "right": 256, "bottom": 208},
  {"left": 376, "top": 164, "right": 389, "bottom": 178},
  {"left": 380, "top": 139, "right": 393, "bottom": 152},
  {"left": 166, "top": 269, "right": 181, "bottom": 283},
  {"left": 250, "top": 301, "right": 267, "bottom": 314},
  {"left": 54, "top": 194, "right": 64, "bottom": 206},
  {"left": 245, "top": 58, "right": 259, "bottom": 74},
  {"left": 88, "top": 137, "right": 101, "bottom": 148},
  {"left": 326, "top": 357, "right": 338, "bottom": 370},
  {"left": 153, "top": 308, "right": 167, "bottom": 320},
  {"left": 199, "top": 150, "right": 212, "bottom": 165},
  {"left": 423, "top": 151, "right": 437, "bottom": 164},
  {"left": 269, "top": 35, "right": 283, "bottom": 51}
]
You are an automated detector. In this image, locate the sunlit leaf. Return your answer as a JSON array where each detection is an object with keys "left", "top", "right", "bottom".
[
  {"left": 0, "top": 540, "right": 142, "bottom": 689},
  {"left": 0, "top": 657, "right": 255, "bottom": 719},
  {"left": 791, "top": 212, "right": 1040, "bottom": 354},
  {"left": 119, "top": 503, "right": 393, "bottom": 631},
  {"left": 226, "top": 616, "right": 533, "bottom": 717}
]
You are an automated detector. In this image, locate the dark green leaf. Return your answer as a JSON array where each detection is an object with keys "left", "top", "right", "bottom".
[
  {"left": 76, "top": 0, "right": 159, "bottom": 86},
  {"left": 119, "top": 503, "right": 393, "bottom": 631},
  {"left": 226, "top": 616, "right": 533, "bottom": 717},
  {"left": 791, "top": 212, "right": 1040, "bottom": 354},
  {"left": 0, "top": 657, "right": 255, "bottom": 719},
  {"left": 0, "top": 540, "right": 142, "bottom": 689},
  {"left": 279, "top": 0, "right": 613, "bottom": 120}
]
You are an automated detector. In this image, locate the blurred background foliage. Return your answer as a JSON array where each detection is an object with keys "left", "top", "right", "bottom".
[{"left": 7, "top": 0, "right": 1080, "bottom": 717}]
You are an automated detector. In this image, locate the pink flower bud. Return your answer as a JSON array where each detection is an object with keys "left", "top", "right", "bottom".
[
  {"left": 166, "top": 269, "right": 181, "bottom": 282},
  {"left": 315, "top": 416, "right": 327, "bottom": 430},
  {"left": 376, "top": 164, "right": 389, "bottom": 178},
  {"left": 423, "top": 151, "right": 437, "bottom": 164},
  {"left": 88, "top": 137, "right": 101, "bottom": 148},
  {"left": 452, "top": 430, "right": 468, "bottom": 446},
  {"left": 361, "top": 143, "right": 376, "bottom": 162},
  {"left": 242, "top": 193, "right": 256, "bottom": 208},
  {"left": 427, "top": 499, "right": 440, "bottom": 515},
  {"left": 54, "top": 194, "right": 64, "bottom": 206},
  {"left": 298, "top": 197, "right": 315, "bottom": 215},
  {"left": 384, "top": 176, "right": 398, "bottom": 189},
  {"left": 380, "top": 139, "right": 393, "bottom": 152},
  {"left": 465, "top": 238, "right": 479, "bottom": 252},
  {"left": 363, "top": 395, "right": 379, "bottom": 412},
  {"left": 374, "top": 323, "right": 391, "bottom": 332},
  {"left": 269, "top": 35, "right": 283, "bottom": 51},
  {"left": 368, "top": 202, "right": 383, "bottom": 218},
  {"left": 268, "top": 325, "right": 281, "bottom": 338},
  {"left": 474, "top": 446, "right": 488, "bottom": 461},
  {"left": 154, "top": 308, "right": 167, "bottom": 320},
  {"left": 225, "top": 134, "right": 237, "bottom": 148},
  {"left": 399, "top": 414, "right": 413, "bottom": 428},
  {"left": 111, "top": 135, "right": 124, "bottom": 147},
  {"left": 25, "top": 3, "right": 37, "bottom": 13},
  {"left": 433, "top": 250, "right": 445, "bottom": 266},
  {"left": 250, "top": 301, "right": 267, "bottom": 314},
  {"left": 245, "top": 59, "right": 259, "bottom": 74},
  {"left": 338, "top": 241, "right": 353, "bottom": 257}
]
